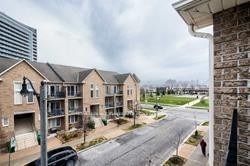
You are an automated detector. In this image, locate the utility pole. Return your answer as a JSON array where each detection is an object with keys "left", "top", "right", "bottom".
[{"left": 40, "top": 81, "right": 48, "bottom": 166}]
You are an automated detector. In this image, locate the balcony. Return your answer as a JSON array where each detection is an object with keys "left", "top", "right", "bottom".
[
  {"left": 48, "top": 91, "right": 66, "bottom": 100},
  {"left": 68, "top": 107, "right": 83, "bottom": 115},
  {"left": 48, "top": 109, "right": 64, "bottom": 118},
  {"left": 105, "top": 103, "right": 114, "bottom": 109},
  {"left": 116, "top": 102, "right": 123, "bottom": 107},
  {"left": 67, "top": 91, "right": 82, "bottom": 98},
  {"left": 115, "top": 91, "right": 123, "bottom": 95}
]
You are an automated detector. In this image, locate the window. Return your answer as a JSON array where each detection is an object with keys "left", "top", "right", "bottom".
[
  {"left": 14, "top": 82, "right": 22, "bottom": 104},
  {"left": 49, "top": 118, "right": 61, "bottom": 128},
  {"left": 27, "top": 83, "right": 34, "bottom": 103},
  {"left": 106, "top": 86, "right": 109, "bottom": 94},
  {"left": 90, "top": 84, "right": 94, "bottom": 98},
  {"left": 114, "top": 86, "right": 117, "bottom": 93},
  {"left": 69, "top": 100, "right": 74, "bottom": 110},
  {"left": 130, "top": 89, "right": 133, "bottom": 95},
  {"left": 69, "top": 115, "right": 77, "bottom": 124},
  {"left": 95, "top": 86, "right": 99, "bottom": 98},
  {"left": 2, "top": 117, "right": 9, "bottom": 127},
  {"left": 50, "top": 86, "right": 55, "bottom": 96},
  {"left": 127, "top": 86, "right": 129, "bottom": 96},
  {"left": 68, "top": 86, "right": 74, "bottom": 96}
]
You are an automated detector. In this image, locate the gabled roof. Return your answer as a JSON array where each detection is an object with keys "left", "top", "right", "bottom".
[
  {"left": 0, "top": 57, "right": 48, "bottom": 80},
  {"left": 172, "top": 0, "right": 249, "bottom": 29},
  {"left": 47, "top": 63, "right": 88, "bottom": 82},
  {"left": 0, "top": 57, "right": 140, "bottom": 84},
  {"left": 115, "top": 73, "right": 130, "bottom": 83},
  {"left": 30, "top": 62, "right": 62, "bottom": 82},
  {"left": 78, "top": 69, "right": 93, "bottom": 82},
  {"left": 0, "top": 57, "right": 19, "bottom": 75},
  {"left": 98, "top": 70, "right": 120, "bottom": 84},
  {"left": 132, "top": 73, "right": 140, "bottom": 83}
]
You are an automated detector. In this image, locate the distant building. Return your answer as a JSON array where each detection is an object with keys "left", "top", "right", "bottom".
[{"left": 0, "top": 12, "right": 37, "bottom": 61}]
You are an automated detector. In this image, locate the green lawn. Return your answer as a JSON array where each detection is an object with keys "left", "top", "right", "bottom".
[
  {"left": 145, "top": 95, "right": 195, "bottom": 106},
  {"left": 193, "top": 99, "right": 209, "bottom": 108}
]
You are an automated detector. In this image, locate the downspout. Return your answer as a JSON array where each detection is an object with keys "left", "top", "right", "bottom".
[{"left": 188, "top": 24, "right": 214, "bottom": 166}]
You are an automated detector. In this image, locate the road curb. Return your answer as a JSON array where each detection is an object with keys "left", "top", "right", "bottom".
[{"left": 161, "top": 121, "right": 207, "bottom": 166}]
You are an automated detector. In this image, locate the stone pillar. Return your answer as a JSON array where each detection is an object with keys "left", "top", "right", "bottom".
[{"left": 213, "top": 2, "right": 250, "bottom": 166}]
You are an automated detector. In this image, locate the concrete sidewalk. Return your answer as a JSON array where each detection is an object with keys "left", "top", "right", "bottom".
[
  {"left": 184, "top": 134, "right": 209, "bottom": 166},
  {"left": 178, "top": 125, "right": 209, "bottom": 166}
]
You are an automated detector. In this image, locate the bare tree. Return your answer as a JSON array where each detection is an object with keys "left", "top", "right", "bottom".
[{"left": 172, "top": 128, "right": 186, "bottom": 156}]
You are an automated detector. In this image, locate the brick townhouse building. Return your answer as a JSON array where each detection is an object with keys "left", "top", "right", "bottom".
[
  {"left": 173, "top": 0, "right": 249, "bottom": 165},
  {"left": 0, "top": 57, "right": 140, "bottom": 151}
]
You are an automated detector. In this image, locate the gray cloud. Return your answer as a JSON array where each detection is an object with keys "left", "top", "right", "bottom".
[{"left": 0, "top": 0, "right": 212, "bottom": 84}]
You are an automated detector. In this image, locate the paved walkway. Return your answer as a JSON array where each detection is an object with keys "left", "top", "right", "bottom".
[
  {"left": 178, "top": 125, "right": 209, "bottom": 166},
  {"left": 0, "top": 115, "right": 156, "bottom": 166}
]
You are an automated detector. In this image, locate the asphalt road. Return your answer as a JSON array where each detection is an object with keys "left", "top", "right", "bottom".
[{"left": 77, "top": 107, "right": 208, "bottom": 166}]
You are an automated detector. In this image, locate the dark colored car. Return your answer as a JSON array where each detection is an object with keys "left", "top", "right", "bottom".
[
  {"left": 154, "top": 105, "right": 163, "bottom": 110},
  {"left": 26, "top": 146, "right": 78, "bottom": 166}
]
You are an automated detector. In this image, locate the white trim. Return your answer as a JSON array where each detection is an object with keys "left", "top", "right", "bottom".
[
  {"left": 0, "top": 59, "right": 49, "bottom": 80},
  {"left": 188, "top": 24, "right": 214, "bottom": 166},
  {"left": 13, "top": 81, "right": 22, "bottom": 105},
  {"left": 1, "top": 117, "right": 9, "bottom": 127},
  {"left": 14, "top": 110, "right": 35, "bottom": 115}
]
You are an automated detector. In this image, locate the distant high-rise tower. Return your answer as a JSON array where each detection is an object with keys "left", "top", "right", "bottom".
[{"left": 0, "top": 12, "right": 37, "bottom": 61}]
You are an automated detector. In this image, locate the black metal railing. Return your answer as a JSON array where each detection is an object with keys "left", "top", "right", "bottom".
[
  {"left": 48, "top": 91, "right": 66, "bottom": 98},
  {"left": 48, "top": 109, "right": 64, "bottom": 117}
]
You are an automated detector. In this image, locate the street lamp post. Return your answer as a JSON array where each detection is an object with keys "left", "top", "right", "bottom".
[{"left": 20, "top": 77, "right": 48, "bottom": 166}]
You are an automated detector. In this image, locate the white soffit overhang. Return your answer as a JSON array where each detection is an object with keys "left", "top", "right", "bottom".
[{"left": 172, "top": 0, "right": 249, "bottom": 29}]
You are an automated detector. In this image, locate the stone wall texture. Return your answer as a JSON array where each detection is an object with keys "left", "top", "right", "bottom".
[{"left": 213, "top": 2, "right": 250, "bottom": 166}]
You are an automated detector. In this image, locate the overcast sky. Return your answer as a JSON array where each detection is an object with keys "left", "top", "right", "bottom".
[{"left": 1, "top": 0, "right": 212, "bottom": 84}]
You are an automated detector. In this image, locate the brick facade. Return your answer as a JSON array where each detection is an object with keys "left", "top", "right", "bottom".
[
  {"left": 0, "top": 60, "right": 140, "bottom": 152},
  {"left": 0, "top": 61, "right": 45, "bottom": 151},
  {"left": 213, "top": 3, "right": 250, "bottom": 166}
]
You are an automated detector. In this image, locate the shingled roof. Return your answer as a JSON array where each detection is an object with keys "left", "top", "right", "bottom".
[
  {"left": 0, "top": 57, "right": 19, "bottom": 75},
  {"left": 0, "top": 57, "right": 140, "bottom": 84}
]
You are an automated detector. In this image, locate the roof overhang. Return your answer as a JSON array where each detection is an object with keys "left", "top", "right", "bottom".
[{"left": 172, "top": 0, "right": 249, "bottom": 29}]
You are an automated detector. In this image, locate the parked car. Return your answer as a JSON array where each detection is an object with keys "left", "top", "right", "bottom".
[
  {"left": 26, "top": 146, "right": 78, "bottom": 166},
  {"left": 154, "top": 105, "right": 163, "bottom": 110}
]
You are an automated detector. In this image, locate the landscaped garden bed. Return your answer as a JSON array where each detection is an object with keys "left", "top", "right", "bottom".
[
  {"left": 163, "top": 155, "right": 187, "bottom": 166},
  {"left": 202, "top": 121, "right": 209, "bottom": 126},
  {"left": 56, "top": 129, "right": 83, "bottom": 143},
  {"left": 76, "top": 136, "right": 108, "bottom": 151},
  {"left": 140, "top": 109, "right": 155, "bottom": 116},
  {"left": 126, "top": 123, "right": 145, "bottom": 131},
  {"left": 185, "top": 130, "right": 204, "bottom": 146}
]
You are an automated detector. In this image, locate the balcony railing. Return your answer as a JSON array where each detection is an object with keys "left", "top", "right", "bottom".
[
  {"left": 48, "top": 91, "right": 66, "bottom": 99},
  {"left": 68, "top": 107, "right": 83, "bottom": 114},
  {"left": 105, "top": 103, "right": 114, "bottom": 108},
  {"left": 116, "top": 102, "right": 123, "bottom": 107},
  {"left": 68, "top": 91, "right": 81, "bottom": 97},
  {"left": 116, "top": 91, "right": 123, "bottom": 95},
  {"left": 48, "top": 109, "right": 64, "bottom": 117}
]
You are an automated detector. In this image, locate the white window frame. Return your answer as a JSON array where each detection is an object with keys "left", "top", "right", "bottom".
[
  {"left": 1, "top": 117, "right": 9, "bottom": 127},
  {"left": 90, "top": 84, "right": 94, "bottom": 98},
  {"left": 69, "top": 115, "right": 77, "bottom": 124},
  {"left": 13, "top": 81, "right": 22, "bottom": 105},
  {"left": 95, "top": 86, "right": 99, "bottom": 98},
  {"left": 26, "top": 83, "right": 34, "bottom": 104},
  {"left": 49, "top": 118, "right": 61, "bottom": 128}
]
